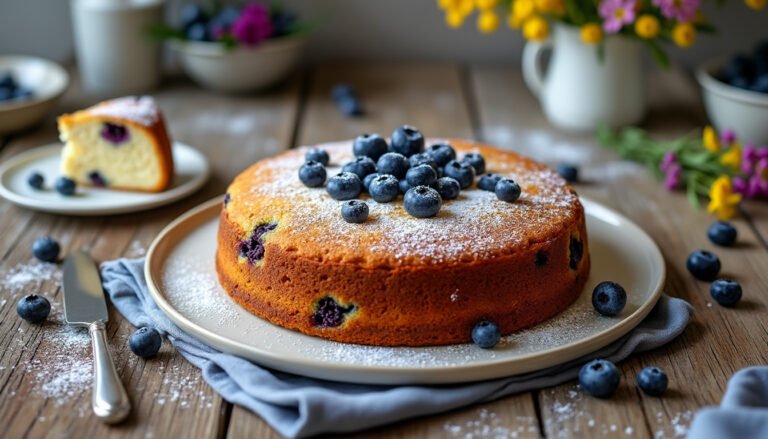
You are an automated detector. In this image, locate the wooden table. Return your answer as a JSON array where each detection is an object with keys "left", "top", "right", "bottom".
[{"left": 1, "top": 63, "right": 767, "bottom": 439}]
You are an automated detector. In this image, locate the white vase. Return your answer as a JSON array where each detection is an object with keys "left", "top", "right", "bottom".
[{"left": 522, "top": 24, "right": 646, "bottom": 131}]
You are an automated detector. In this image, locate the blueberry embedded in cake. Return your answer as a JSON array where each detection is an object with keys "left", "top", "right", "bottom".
[
  {"left": 57, "top": 96, "right": 174, "bottom": 192},
  {"left": 238, "top": 222, "right": 277, "bottom": 264},
  {"left": 311, "top": 296, "right": 356, "bottom": 328}
]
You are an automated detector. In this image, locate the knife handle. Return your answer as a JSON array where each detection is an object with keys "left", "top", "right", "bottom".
[{"left": 89, "top": 321, "right": 131, "bottom": 423}]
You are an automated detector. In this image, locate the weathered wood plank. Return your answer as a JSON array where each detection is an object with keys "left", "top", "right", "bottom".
[
  {"left": 0, "top": 73, "right": 302, "bottom": 438},
  {"left": 470, "top": 65, "right": 768, "bottom": 438},
  {"left": 225, "top": 62, "right": 542, "bottom": 439}
]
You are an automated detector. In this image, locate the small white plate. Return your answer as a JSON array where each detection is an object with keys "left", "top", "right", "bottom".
[
  {"left": 145, "top": 197, "right": 665, "bottom": 385},
  {"left": 0, "top": 142, "right": 210, "bottom": 215}
]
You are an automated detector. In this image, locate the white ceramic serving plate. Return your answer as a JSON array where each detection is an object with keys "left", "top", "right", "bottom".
[
  {"left": 145, "top": 197, "right": 665, "bottom": 385},
  {"left": 0, "top": 142, "right": 209, "bottom": 215},
  {"left": 697, "top": 58, "right": 768, "bottom": 146},
  {"left": 0, "top": 55, "right": 70, "bottom": 134},
  {"left": 170, "top": 35, "right": 307, "bottom": 93}
]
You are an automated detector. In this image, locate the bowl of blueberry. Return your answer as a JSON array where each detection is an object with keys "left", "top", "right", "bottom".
[
  {"left": 0, "top": 55, "right": 69, "bottom": 134},
  {"left": 159, "top": 1, "right": 310, "bottom": 93},
  {"left": 697, "top": 40, "right": 768, "bottom": 146}
]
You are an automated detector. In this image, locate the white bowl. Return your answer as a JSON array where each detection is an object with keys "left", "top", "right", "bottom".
[
  {"left": 697, "top": 59, "right": 768, "bottom": 146},
  {"left": 171, "top": 35, "right": 307, "bottom": 93},
  {"left": 0, "top": 55, "right": 70, "bottom": 135}
]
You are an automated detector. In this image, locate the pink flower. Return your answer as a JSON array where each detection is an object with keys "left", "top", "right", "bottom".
[
  {"left": 652, "top": 0, "right": 700, "bottom": 22},
  {"left": 599, "top": 0, "right": 636, "bottom": 33},
  {"left": 660, "top": 151, "right": 678, "bottom": 172},
  {"left": 721, "top": 129, "right": 736, "bottom": 145},
  {"left": 232, "top": 2, "right": 273, "bottom": 46},
  {"left": 663, "top": 163, "right": 683, "bottom": 191}
]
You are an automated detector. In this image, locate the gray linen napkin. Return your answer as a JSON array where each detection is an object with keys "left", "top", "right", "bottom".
[
  {"left": 688, "top": 367, "right": 768, "bottom": 439},
  {"left": 101, "top": 258, "right": 692, "bottom": 438}
]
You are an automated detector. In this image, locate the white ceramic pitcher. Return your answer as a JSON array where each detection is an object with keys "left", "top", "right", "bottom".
[{"left": 522, "top": 24, "right": 646, "bottom": 131}]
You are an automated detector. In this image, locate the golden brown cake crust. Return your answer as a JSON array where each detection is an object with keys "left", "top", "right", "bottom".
[
  {"left": 57, "top": 96, "right": 174, "bottom": 192},
  {"left": 216, "top": 139, "right": 590, "bottom": 346}
]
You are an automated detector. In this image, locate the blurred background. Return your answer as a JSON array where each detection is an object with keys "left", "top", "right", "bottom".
[{"left": 1, "top": 0, "right": 765, "bottom": 67}]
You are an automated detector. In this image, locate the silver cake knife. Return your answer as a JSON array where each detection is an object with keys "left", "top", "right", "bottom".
[{"left": 63, "top": 250, "right": 131, "bottom": 423}]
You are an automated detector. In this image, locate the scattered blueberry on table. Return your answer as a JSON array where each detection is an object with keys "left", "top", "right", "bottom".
[
  {"left": 399, "top": 178, "right": 412, "bottom": 194},
  {"left": 686, "top": 250, "right": 721, "bottom": 282},
  {"left": 707, "top": 221, "right": 737, "bottom": 247},
  {"left": 331, "top": 83, "right": 363, "bottom": 117},
  {"left": 299, "top": 160, "right": 327, "bottom": 188},
  {"left": 27, "top": 172, "right": 44, "bottom": 190},
  {"left": 341, "top": 200, "right": 369, "bottom": 224},
  {"left": 637, "top": 366, "right": 668, "bottom": 396},
  {"left": 54, "top": 176, "right": 77, "bottom": 196},
  {"left": 408, "top": 152, "right": 438, "bottom": 171},
  {"left": 710, "top": 279, "right": 742, "bottom": 307},
  {"left": 471, "top": 320, "right": 501, "bottom": 349},
  {"left": 404, "top": 186, "right": 442, "bottom": 218},
  {"left": 579, "top": 359, "right": 620, "bottom": 398},
  {"left": 368, "top": 174, "right": 399, "bottom": 203},
  {"left": 326, "top": 172, "right": 362, "bottom": 200},
  {"left": 129, "top": 327, "right": 163, "bottom": 358},
  {"left": 32, "top": 236, "right": 60, "bottom": 263},
  {"left": 495, "top": 178, "right": 522, "bottom": 203},
  {"left": 16, "top": 294, "right": 51, "bottom": 324},
  {"left": 591, "top": 281, "right": 627, "bottom": 317},
  {"left": 362, "top": 172, "right": 379, "bottom": 192},
  {"left": 305, "top": 148, "right": 329, "bottom": 166},
  {"left": 555, "top": 164, "right": 579, "bottom": 183}
]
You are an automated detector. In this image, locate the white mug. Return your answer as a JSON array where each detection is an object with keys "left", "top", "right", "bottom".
[
  {"left": 522, "top": 24, "right": 647, "bottom": 132},
  {"left": 71, "top": 0, "right": 165, "bottom": 96}
]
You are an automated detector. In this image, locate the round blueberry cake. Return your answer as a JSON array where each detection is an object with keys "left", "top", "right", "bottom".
[{"left": 216, "top": 138, "right": 589, "bottom": 347}]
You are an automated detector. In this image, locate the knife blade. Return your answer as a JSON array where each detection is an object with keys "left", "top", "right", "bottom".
[{"left": 63, "top": 250, "right": 131, "bottom": 423}]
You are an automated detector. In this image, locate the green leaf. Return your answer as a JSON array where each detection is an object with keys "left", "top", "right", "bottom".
[
  {"left": 644, "top": 40, "right": 670, "bottom": 69},
  {"left": 146, "top": 24, "right": 186, "bottom": 42}
]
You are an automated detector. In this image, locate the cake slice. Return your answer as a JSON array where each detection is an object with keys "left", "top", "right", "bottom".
[{"left": 57, "top": 96, "right": 174, "bottom": 192}]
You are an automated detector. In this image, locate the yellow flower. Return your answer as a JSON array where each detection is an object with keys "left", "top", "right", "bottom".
[
  {"left": 438, "top": 0, "right": 463, "bottom": 10},
  {"left": 476, "top": 0, "right": 499, "bottom": 10},
  {"left": 580, "top": 23, "right": 602, "bottom": 45},
  {"left": 703, "top": 125, "right": 720, "bottom": 152},
  {"left": 707, "top": 176, "right": 742, "bottom": 220},
  {"left": 720, "top": 142, "right": 742, "bottom": 169},
  {"left": 745, "top": 0, "right": 767, "bottom": 9},
  {"left": 445, "top": 9, "right": 467, "bottom": 28},
  {"left": 634, "top": 15, "right": 660, "bottom": 39},
  {"left": 477, "top": 10, "right": 501, "bottom": 32},
  {"left": 508, "top": 0, "right": 536, "bottom": 28},
  {"left": 523, "top": 15, "right": 549, "bottom": 41},
  {"left": 535, "top": 0, "right": 565, "bottom": 15},
  {"left": 672, "top": 23, "right": 696, "bottom": 48}
]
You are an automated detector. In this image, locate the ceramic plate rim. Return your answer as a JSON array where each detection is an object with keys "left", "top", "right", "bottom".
[
  {"left": 144, "top": 196, "right": 665, "bottom": 384},
  {"left": 0, "top": 142, "right": 210, "bottom": 215}
]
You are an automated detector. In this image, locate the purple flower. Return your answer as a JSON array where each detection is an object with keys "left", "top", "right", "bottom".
[
  {"left": 660, "top": 151, "right": 678, "bottom": 172},
  {"left": 652, "top": 0, "right": 700, "bottom": 22},
  {"left": 757, "top": 147, "right": 768, "bottom": 161},
  {"left": 232, "top": 2, "right": 273, "bottom": 46},
  {"left": 721, "top": 129, "right": 737, "bottom": 145},
  {"left": 747, "top": 175, "right": 763, "bottom": 199},
  {"left": 663, "top": 163, "right": 683, "bottom": 191},
  {"left": 599, "top": 0, "right": 637, "bottom": 33},
  {"left": 757, "top": 158, "right": 768, "bottom": 180},
  {"left": 733, "top": 176, "right": 748, "bottom": 195}
]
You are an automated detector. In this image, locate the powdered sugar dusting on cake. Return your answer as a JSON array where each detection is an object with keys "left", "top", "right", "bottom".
[
  {"left": 88, "top": 96, "right": 160, "bottom": 126},
  {"left": 229, "top": 139, "right": 580, "bottom": 266}
]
